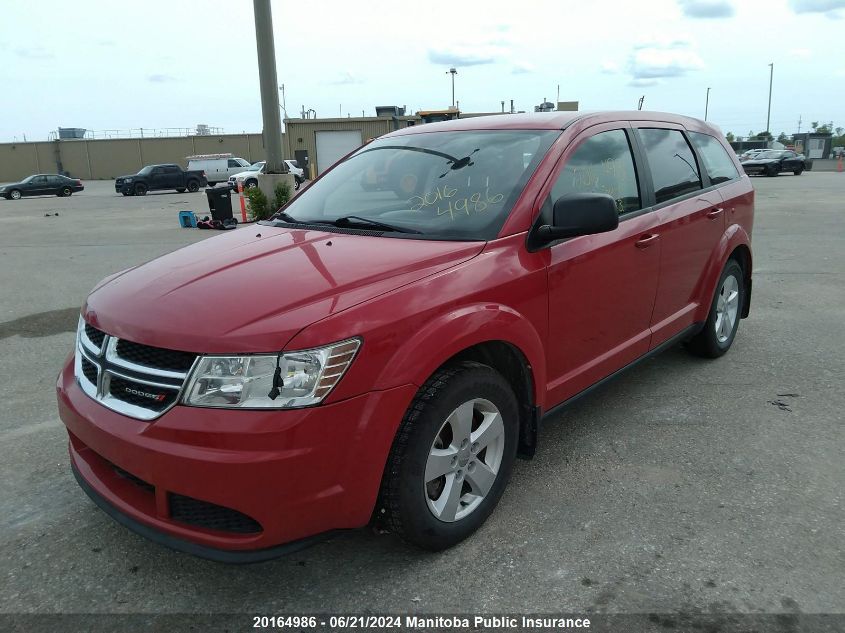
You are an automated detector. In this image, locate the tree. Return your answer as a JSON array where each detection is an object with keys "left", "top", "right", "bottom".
[
  {"left": 836, "top": 127, "right": 844, "bottom": 137},
  {"left": 755, "top": 130, "right": 773, "bottom": 141},
  {"left": 726, "top": 132, "right": 735, "bottom": 143},
  {"left": 777, "top": 132, "right": 789, "bottom": 144}
]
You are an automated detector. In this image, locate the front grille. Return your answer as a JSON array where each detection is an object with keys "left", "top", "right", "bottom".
[
  {"left": 169, "top": 493, "right": 262, "bottom": 534},
  {"left": 76, "top": 320, "right": 196, "bottom": 420},
  {"left": 108, "top": 375, "right": 178, "bottom": 412},
  {"left": 115, "top": 339, "right": 197, "bottom": 373},
  {"left": 85, "top": 324, "right": 105, "bottom": 348},
  {"left": 81, "top": 357, "right": 98, "bottom": 385}
]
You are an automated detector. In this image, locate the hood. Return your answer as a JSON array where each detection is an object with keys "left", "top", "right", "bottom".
[
  {"left": 84, "top": 226, "right": 484, "bottom": 353},
  {"left": 743, "top": 158, "right": 777, "bottom": 166}
]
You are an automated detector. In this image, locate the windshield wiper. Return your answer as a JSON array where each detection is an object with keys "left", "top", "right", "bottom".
[
  {"left": 272, "top": 211, "right": 302, "bottom": 224},
  {"left": 332, "top": 215, "right": 422, "bottom": 234}
]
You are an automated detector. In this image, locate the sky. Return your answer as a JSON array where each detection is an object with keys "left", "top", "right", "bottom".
[{"left": 2, "top": 0, "right": 844, "bottom": 142}]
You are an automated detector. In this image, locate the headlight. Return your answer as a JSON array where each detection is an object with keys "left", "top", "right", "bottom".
[
  {"left": 182, "top": 338, "right": 360, "bottom": 409},
  {"left": 124, "top": 177, "right": 133, "bottom": 182}
]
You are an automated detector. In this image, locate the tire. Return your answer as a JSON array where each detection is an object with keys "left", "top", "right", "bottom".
[
  {"left": 61, "top": 186, "right": 72, "bottom": 197},
  {"left": 134, "top": 183, "right": 147, "bottom": 196},
  {"left": 245, "top": 179, "right": 258, "bottom": 189},
  {"left": 686, "top": 259, "right": 745, "bottom": 358},
  {"left": 379, "top": 361, "right": 519, "bottom": 551},
  {"left": 294, "top": 177, "right": 301, "bottom": 191},
  {"left": 207, "top": 181, "right": 217, "bottom": 187},
  {"left": 793, "top": 168, "right": 803, "bottom": 176},
  {"left": 121, "top": 192, "right": 129, "bottom": 197},
  {"left": 187, "top": 180, "right": 200, "bottom": 193},
  {"left": 766, "top": 166, "right": 779, "bottom": 177},
  {"left": 9, "top": 189, "right": 22, "bottom": 200},
  {"left": 177, "top": 187, "right": 186, "bottom": 193}
]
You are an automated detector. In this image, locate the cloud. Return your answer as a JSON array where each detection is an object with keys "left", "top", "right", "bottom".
[
  {"left": 15, "top": 47, "right": 54, "bottom": 60},
  {"left": 147, "top": 74, "right": 178, "bottom": 83},
  {"left": 788, "top": 0, "right": 845, "bottom": 15},
  {"left": 325, "top": 71, "right": 364, "bottom": 85},
  {"left": 629, "top": 78, "right": 660, "bottom": 87},
  {"left": 97, "top": 40, "right": 116, "bottom": 47},
  {"left": 677, "top": 0, "right": 735, "bottom": 18},
  {"left": 790, "top": 47, "right": 813, "bottom": 58},
  {"left": 629, "top": 39, "right": 704, "bottom": 79},
  {"left": 601, "top": 61, "right": 621, "bottom": 74},
  {"left": 511, "top": 62, "right": 535, "bottom": 74},
  {"left": 428, "top": 47, "right": 499, "bottom": 66}
]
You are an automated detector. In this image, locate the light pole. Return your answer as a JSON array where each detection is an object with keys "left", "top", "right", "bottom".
[
  {"left": 447, "top": 68, "right": 458, "bottom": 109},
  {"left": 705, "top": 87, "right": 711, "bottom": 121},
  {"left": 766, "top": 63, "right": 774, "bottom": 135},
  {"left": 253, "top": 0, "right": 283, "bottom": 174}
]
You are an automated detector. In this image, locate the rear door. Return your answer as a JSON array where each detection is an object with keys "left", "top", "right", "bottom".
[
  {"left": 543, "top": 124, "right": 662, "bottom": 405},
  {"left": 149, "top": 167, "right": 168, "bottom": 190},
  {"left": 164, "top": 165, "right": 181, "bottom": 188},
  {"left": 632, "top": 125, "right": 723, "bottom": 345}
]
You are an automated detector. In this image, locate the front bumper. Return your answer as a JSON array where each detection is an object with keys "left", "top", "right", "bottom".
[{"left": 57, "top": 356, "right": 416, "bottom": 560}]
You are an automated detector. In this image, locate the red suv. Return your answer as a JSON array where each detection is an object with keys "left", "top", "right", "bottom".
[{"left": 58, "top": 112, "right": 754, "bottom": 562}]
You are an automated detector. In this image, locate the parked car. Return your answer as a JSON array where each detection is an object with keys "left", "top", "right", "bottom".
[
  {"left": 741, "top": 150, "right": 808, "bottom": 176},
  {"left": 186, "top": 154, "right": 251, "bottom": 185},
  {"left": 59, "top": 111, "right": 754, "bottom": 561},
  {"left": 115, "top": 164, "right": 207, "bottom": 196},
  {"left": 1, "top": 174, "right": 83, "bottom": 200},
  {"left": 227, "top": 160, "right": 305, "bottom": 191},
  {"left": 738, "top": 149, "right": 767, "bottom": 162}
]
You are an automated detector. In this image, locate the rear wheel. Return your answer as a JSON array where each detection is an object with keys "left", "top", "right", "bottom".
[
  {"left": 134, "top": 183, "right": 148, "bottom": 196},
  {"left": 686, "top": 259, "right": 744, "bottom": 358},
  {"left": 61, "top": 186, "right": 72, "bottom": 197},
  {"left": 9, "top": 189, "right": 22, "bottom": 200},
  {"left": 187, "top": 180, "right": 200, "bottom": 193},
  {"left": 379, "top": 362, "right": 519, "bottom": 550}
]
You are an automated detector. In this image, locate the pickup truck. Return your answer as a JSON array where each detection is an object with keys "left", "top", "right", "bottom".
[{"left": 115, "top": 164, "right": 207, "bottom": 196}]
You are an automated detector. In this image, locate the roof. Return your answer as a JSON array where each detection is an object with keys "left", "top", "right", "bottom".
[{"left": 387, "top": 110, "right": 717, "bottom": 137}]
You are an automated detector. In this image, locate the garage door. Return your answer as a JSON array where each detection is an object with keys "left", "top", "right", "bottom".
[{"left": 315, "top": 130, "right": 363, "bottom": 175}]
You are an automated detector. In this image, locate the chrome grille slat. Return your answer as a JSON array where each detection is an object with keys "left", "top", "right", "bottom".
[{"left": 74, "top": 318, "right": 197, "bottom": 421}]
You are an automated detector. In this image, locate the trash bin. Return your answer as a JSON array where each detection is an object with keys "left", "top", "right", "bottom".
[{"left": 205, "top": 187, "right": 233, "bottom": 222}]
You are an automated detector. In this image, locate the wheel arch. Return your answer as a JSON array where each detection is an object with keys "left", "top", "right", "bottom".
[{"left": 695, "top": 225, "right": 752, "bottom": 323}]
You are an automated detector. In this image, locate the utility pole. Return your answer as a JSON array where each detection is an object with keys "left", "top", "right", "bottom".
[
  {"left": 705, "top": 87, "right": 711, "bottom": 121},
  {"left": 797, "top": 115, "right": 802, "bottom": 133},
  {"left": 278, "top": 84, "right": 288, "bottom": 119},
  {"left": 447, "top": 68, "right": 458, "bottom": 108},
  {"left": 253, "top": 0, "right": 284, "bottom": 174},
  {"left": 766, "top": 63, "right": 774, "bottom": 135}
]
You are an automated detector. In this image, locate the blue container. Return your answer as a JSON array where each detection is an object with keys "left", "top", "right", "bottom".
[{"left": 178, "top": 211, "right": 197, "bottom": 228}]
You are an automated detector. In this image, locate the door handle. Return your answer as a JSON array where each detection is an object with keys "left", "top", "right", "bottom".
[
  {"left": 707, "top": 207, "right": 724, "bottom": 219},
  {"left": 635, "top": 234, "right": 659, "bottom": 249}
]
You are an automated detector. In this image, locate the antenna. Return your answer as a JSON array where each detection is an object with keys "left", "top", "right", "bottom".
[{"left": 638, "top": 96, "right": 645, "bottom": 111}]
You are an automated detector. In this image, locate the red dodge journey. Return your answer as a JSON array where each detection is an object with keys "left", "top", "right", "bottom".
[{"left": 57, "top": 111, "right": 754, "bottom": 562}]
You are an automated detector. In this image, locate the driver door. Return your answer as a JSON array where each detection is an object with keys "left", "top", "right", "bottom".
[{"left": 543, "top": 124, "right": 661, "bottom": 406}]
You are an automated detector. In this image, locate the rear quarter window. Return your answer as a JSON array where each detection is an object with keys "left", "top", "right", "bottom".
[{"left": 688, "top": 132, "right": 740, "bottom": 185}]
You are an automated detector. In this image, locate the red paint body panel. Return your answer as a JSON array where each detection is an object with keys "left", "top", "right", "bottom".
[{"left": 57, "top": 111, "right": 754, "bottom": 556}]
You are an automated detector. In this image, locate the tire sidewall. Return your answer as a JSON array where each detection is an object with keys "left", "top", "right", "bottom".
[
  {"left": 61, "top": 187, "right": 71, "bottom": 196},
  {"left": 10, "top": 190, "right": 21, "bottom": 200},
  {"left": 393, "top": 366, "right": 519, "bottom": 549}
]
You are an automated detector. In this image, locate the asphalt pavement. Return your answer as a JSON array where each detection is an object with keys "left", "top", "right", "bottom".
[{"left": 0, "top": 176, "right": 843, "bottom": 629}]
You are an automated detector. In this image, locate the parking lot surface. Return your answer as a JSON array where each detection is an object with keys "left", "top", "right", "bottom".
[{"left": 1, "top": 177, "right": 843, "bottom": 620}]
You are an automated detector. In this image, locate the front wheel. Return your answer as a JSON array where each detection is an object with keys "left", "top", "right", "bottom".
[
  {"left": 793, "top": 168, "right": 803, "bottom": 176},
  {"left": 176, "top": 187, "right": 186, "bottom": 193},
  {"left": 379, "top": 362, "right": 519, "bottom": 551},
  {"left": 686, "top": 259, "right": 744, "bottom": 358},
  {"left": 766, "top": 166, "right": 779, "bottom": 177},
  {"left": 9, "top": 189, "right": 22, "bottom": 200},
  {"left": 134, "top": 183, "right": 148, "bottom": 196},
  {"left": 294, "top": 177, "right": 302, "bottom": 190}
]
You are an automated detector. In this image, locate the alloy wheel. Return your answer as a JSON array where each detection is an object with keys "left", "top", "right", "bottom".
[
  {"left": 715, "top": 274, "right": 740, "bottom": 343},
  {"left": 424, "top": 398, "right": 505, "bottom": 522}
]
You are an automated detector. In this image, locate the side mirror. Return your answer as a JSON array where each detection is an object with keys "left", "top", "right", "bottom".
[{"left": 536, "top": 193, "right": 620, "bottom": 242}]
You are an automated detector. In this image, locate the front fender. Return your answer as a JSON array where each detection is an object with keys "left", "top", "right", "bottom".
[
  {"left": 694, "top": 223, "right": 752, "bottom": 323},
  {"left": 374, "top": 303, "right": 547, "bottom": 407}
]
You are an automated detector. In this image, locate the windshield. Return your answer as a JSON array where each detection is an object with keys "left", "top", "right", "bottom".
[
  {"left": 755, "top": 151, "right": 782, "bottom": 159},
  {"left": 247, "top": 161, "right": 265, "bottom": 172},
  {"left": 21, "top": 175, "right": 36, "bottom": 183},
  {"left": 137, "top": 166, "right": 154, "bottom": 175},
  {"left": 277, "top": 130, "right": 559, "bottom": 240}
]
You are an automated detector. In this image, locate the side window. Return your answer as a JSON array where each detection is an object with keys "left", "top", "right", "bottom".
[
  {"left": 688, "top": 132, "right": 740, "bottom": 185},
  {"left": 551, "top": 129, "right": 641, "bottom": 215},
  {"left": 166, "top": 166, "right": 180, "bottom": 174},
  {"left": 638, "top": 128, "right": 702, "bottom": 204},
  {"left": 34, "top": 176, "right": 48, "bottom": 184},
  {"left": 228, "top": 159, "right": 241, "bottom": 168}
]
